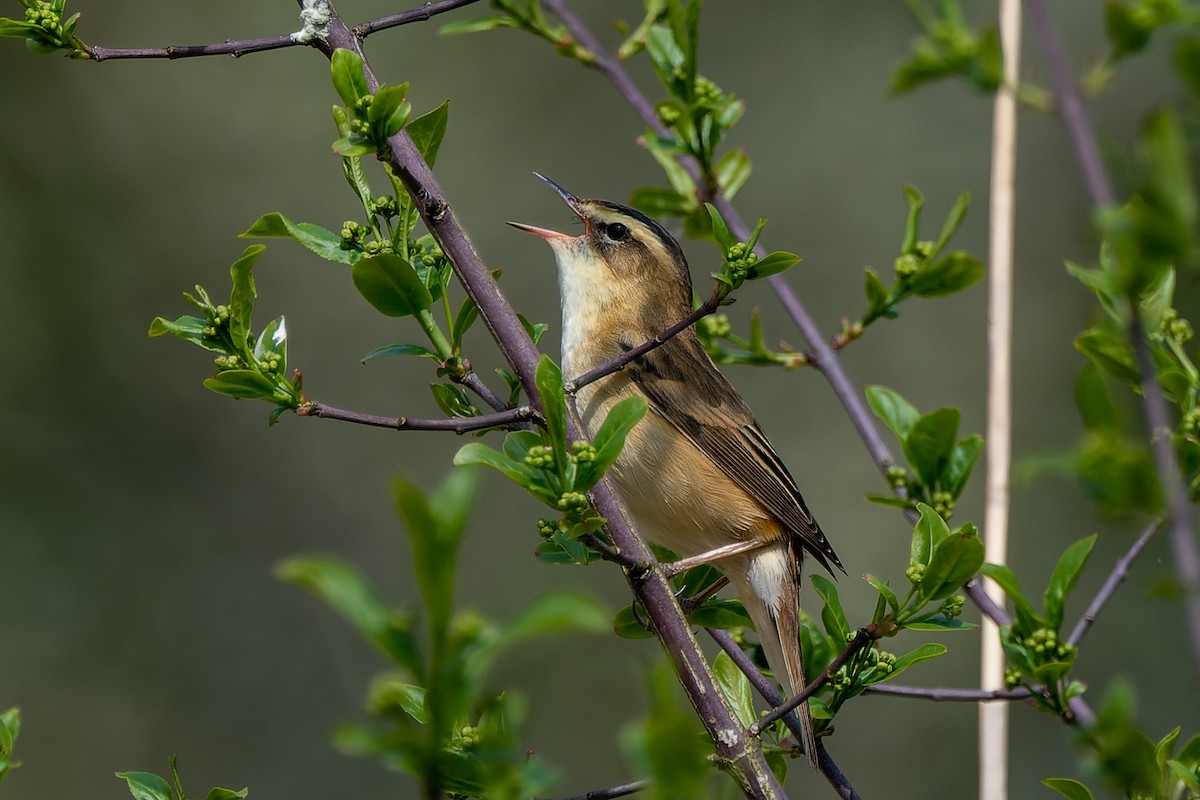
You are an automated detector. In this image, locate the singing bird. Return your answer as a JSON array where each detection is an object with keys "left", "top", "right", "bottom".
[{"left": 510, "top": 175, "right": 844, "bottom": 762}]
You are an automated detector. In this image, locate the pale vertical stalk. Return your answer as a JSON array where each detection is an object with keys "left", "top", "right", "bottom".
[{"left": 981, "top": 1, "right": 1021, "bottom": 799}]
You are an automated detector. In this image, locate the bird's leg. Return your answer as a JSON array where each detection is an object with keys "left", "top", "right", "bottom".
[{"left": 660, "top": 539, "right": 774, "bottom": 578}]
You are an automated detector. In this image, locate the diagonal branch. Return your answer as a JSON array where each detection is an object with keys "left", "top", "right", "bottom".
[
  {"left": 83, "top": 0, "right": 481, "bottom": 62},
  {"left": 306, "top": 6, "right": 786, "bottom": 796},
  {"left": 1067, "top": 516, "right": 1165, "bottom": 647},
  {"left": 295, "top": 399, "right": 536, "bottom": 433},
  {"left": 551, "top": 779, "right": 649, "bottom": 800},
  {"left": 866, "top": 684, "right": 1029, "bottom": 702},
  {"left": 708, "top": 628, "right": 863, "bottom": 800}
]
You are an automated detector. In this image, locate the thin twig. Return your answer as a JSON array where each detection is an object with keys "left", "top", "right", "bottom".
[
  {"left": 1067, "top": 517, "right": 1166, "bottom": 647},
  {"left": 548, "top": 779, "right": 649, "bottom": 800},
  {"left": 579, "top": 534, "right": 644, "bottom": 571},
  {"left": 84, "top": 0, "right": 480, "bottom": 62},
  {"left": 354, "top": 0, "right": 483, "bottom": 37},
  {"left": 982, "top": 1, "right": 1021, "bottom": 797},
  {"left": 708, "top": 628, "right": 864, "bottom": 800},
  {"left": 455, "top": 370, "right": 510, "bottom": 413},
  {"left": 866, "top": 684, "right": 1029, "bottom": 702},
  {"left": 295, "top": 400, "right": 536, "bottom": 433},
  {"left": 1131, "top": 323, "right": 1200, "bottom": 680},
  {"left": 1022, "top": 0, "right": 1116, "bottom": 207},
  {"left": 750, "top": 626, "right": 876, "bottom": 736},
  {"left": 564, "top": 296, "right": 719, "bottom": 394}
]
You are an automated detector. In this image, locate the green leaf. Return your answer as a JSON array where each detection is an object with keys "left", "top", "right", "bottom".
[
  {"left": 535, "top": 356, "right": 569, "bottom": 462},
  {"left": 865, "top": 574, "right": 899, "bottom": 613},
  {"left": 439, "top": 16, "right": 517, "bottom": 36},
  {"left": 330, "top": 48, "right": 368, "bottom": 107},
  {"left": 148, "top": 315, "right": 226, "bottom": 353},
  {"left": 1075, "top": 328, "right": 1140, "bottom": 387},
  {"left": 575, "top": 395, "right": 648, "bottom": 490},
  {"left": 715, "top": 149, "right": 752, "bottom": 199},
  {"left": 705, "top": 203, "right": 733, "bottom": 252},
  {"left": 275, "top": 555, "right": 422, "bottom": 674},
  {"left": 864, "top": 268, "right": 889, "bottom": 313},
  {"left": 368, "top": 677, "right": 427, "bottom": 724},
  {"left": 980, "top": 563, "right": 1044, "bottom": 632},
  {"left": 1175, "top": 37, "right": 1200, "bottom": 98},
  {"left": 903, "top": 407, "right": 961, "bottom": 488},
  {"left": 643, "top": 133, "right": 697, "bottom": 199},
  {"left": 866, "top": 385, "right": 919, "bottom": 439},
  {"left": 362, "top": 342, "right": 440, "bottom": 363},
  {"left": 352, "top": 253, "right": 433, "bottom": 317},
  {"left": 811, "top": 574, "right": 850, "bottom": 644},
  {"left": 228, "top": 245, "right": 265, "bottom": 349},
  {"left": 0, "top": 708, "right": 16, "bottom": 758},
  {"left": 713, "top": 651, "right": 757, "bottom": 728},
  {"left": 944, "top": 434, "right": 984, "bottom": 497},
  {"left": 1042, "top": 778, "right": 1096, "bottom": 800},
  {"left": 911, "top": 502, "right": 950, "bottom": 568},
  {"left": 1074, "top": 364, "right": 1118, "bottom": 433},
  {"left": 917, "top": 532, "right": 985, "bottom": 605},
  {"left": 407, "top": 101, "right": 450, "bottom": 167},
  {"left": 886, "top": 642, "right": 947, "bottom": 681},
  {"left": 903, "top": 617, "right": 976, "bottom": 631},
  {"left": 645, "top": 24, "right": 685, "bottom": 89},
  {"left": 454, "top": 443, "right": 541, "bottom": 493},
  {"left": 368, "top": 84, "right": 411, "bottom": 141},
  {"left": 1044, "top": 534, "right": 1097, "bottom": 632},
  {"left": 239, "top": 213, "right": 352, "bottom": 264},
  {"left": 0, "top": 20, "right": 39, "bottom": 39},
  {"left": 115, "top": 772, "right": 173, "bottom": 800},
  {"left": 612, "top": 604, "right": 655, "bottom": 639},
  {"left": 933, "top": 191, "right": 971, "bottom": 255},
  {"left": 749, "top": 251, "right": 801, "bottom": 279},
  {"left": 1106, "top": 2, "right": 1151, "bottom": 58},
  {"left": 686, "top": 598, "right": 753, "bottom": 630},
  {"left": 501, "top": 591, "right": 609, "bottom": 643},
  {"left": 203, "top": 789, "right": 248, "bottom": 800},
  {"left": 430, "top": 382, "right": 477, "bottom": 418},
  {"left": 630, "top": 187, "right": 694, "bottom": 216},
  {"left": 203, "top": 370, "right": 276, "bottom": 400},
  {"left": 901, "top": 185, "right": 925, "bottom": 254},
  {"left": 910, "top": 251, "right": 985, "bottom": 297}
]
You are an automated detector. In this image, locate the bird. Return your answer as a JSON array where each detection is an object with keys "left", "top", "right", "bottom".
[{"left": 509, "top": 173, "right": 844, "bottom": 764}]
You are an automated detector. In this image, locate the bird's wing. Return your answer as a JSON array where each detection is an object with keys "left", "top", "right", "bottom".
[{"left": 624, "top": 333, "right": 844, "bottom": 574}]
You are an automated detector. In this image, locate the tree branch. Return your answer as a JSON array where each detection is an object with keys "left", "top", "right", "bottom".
[
  {"left": 564, "top": 294, "right": 720, "bottom": 394},
  {"left": 708, "top": 628, "right": 863, "bottom": 800},
  {"left": 550, "top": 779, "right": 649, "bottom": 800},
  {"left": 83, "top": 0, "right": 481, "bottom": 62},
  {"left": 865, "top": 684, "right": 1029, "bottom": 702},
  {"left": 1067, "top": 516, "right": 1166, "bottom": 648},
  {"left": 295, "top": 400, "right": 536, "bottom": 433},
  {"left": 750, "top": 626, "right": 876, "bottom": 736},
  {"left": 306, "top": 7, "right": 786, "bottom": 795}
]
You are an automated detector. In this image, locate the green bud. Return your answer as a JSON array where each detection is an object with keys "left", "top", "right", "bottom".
[
  {"left": 523, "top": 444, "right": 555, "bottom": 469},
  {"left": 905, "top": 563, "right": 925, "bottom": 584},
  {"left": 886, "top": 465, "right": 908, "bottom": 488},
  {"left": 699, "top": 313, "right": 732, "bottom": 339},
  {"left": 894, "top": 253, "right": 922, "bottom": 280},
  {"left": 1004, "top": 667, "right": 1022, "bottom": 689}
]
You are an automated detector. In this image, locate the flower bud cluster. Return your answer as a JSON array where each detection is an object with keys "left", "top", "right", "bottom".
[
  {"left": 523, "top": 445, "right": 554, "bottom": 469},
  {"left": 905, "top": 563, "right": 925, "bottom": 585},
  {"left": 886, "top": 465, "right": 908, "bottom": 489},
  {"left": 694, "top": 76, "right": 724, "bottom": 106},
  {"left": 932, "top": 489, "right": 955, "bottom": 520},
  {"left": 725, "top": 242, "right": 758, "bottom": 281},
  {"left": 340, "top": 221, "right": 367, "bottom": 250},
  {"left": 213, "top": 354, "right": 242, "bottom": 370},
  {"left": 258, "top": 353, "right": 283, "bottom": 374},
  {"left": 1162, "top": 308, "right": 1194, "bottom": 343},
  {"left": 556, "top": 491, "right": 589, "bottom": 513},
  {"left": 1023, "top": 627, "right": 1076, "bottom": 662},
  {"left": 372, "top": 195, "right": 398, "bottom": 220},
  {"left": 1004, "top": 667, "right": 1022, "bottom": 689},
  {"left": 939, "top": 594, "right": 966, "bottom": 619},
  {"left": 656, "top": 101, "right": 682, "bottom": 127},
  {"left": 25, "top": 2, "right": 62, "bottom": 34},
  {"left": 570, "top": 440, "right": 596, "bottom": 464}
]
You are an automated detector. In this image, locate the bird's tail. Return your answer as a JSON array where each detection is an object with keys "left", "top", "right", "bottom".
[{"left": 730, "top": 542, "right": 820, "bottom": 768}]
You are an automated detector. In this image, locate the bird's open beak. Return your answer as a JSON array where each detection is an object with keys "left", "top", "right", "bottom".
[{"left": 506, "top": 172, "right": 586, "bottom": 239}]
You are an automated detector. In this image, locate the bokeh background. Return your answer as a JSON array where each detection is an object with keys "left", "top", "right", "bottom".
[{"left": 1, "top": 2, "right": 1197, "bottom": 798}]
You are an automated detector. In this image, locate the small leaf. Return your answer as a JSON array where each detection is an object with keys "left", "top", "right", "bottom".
[
  {"left": 749, "top": 251, "right": 801, "bottom": 279},
  {"left": 705, "top": 203, "right": 733, "bottom": 252},
  {"left": 901, "top": 185, "right": 925, "bottom": 254},
  {"left": 811, "top": 574, "right": 850, "bottom": 644},
  {"left": 903, "top": 407, "right": 961, "bottom": 489},
  {"left": 368, "top": 84, "right": 411, "bottom": 141},
  {"left": 933, "top": 191, "right": 971, "bottom": 255},
  {"left": 148, "top": 315, "right": 226, "bottom": 354},
  {"left": 864, "top": 268, "right": 889, "bottom": 312},
  {"left": 864, "top": 574, "right": 899, "bottom": 613},
  {"left": 535, "top": 356, "right": 569, "bottom": 462},
  {"left": 715, "top": 149, "right": 752, "bottom": 199},
  {"left": 228, "top": 245, "right": 265, "bottom": 349},
  {"left": 886, "top": 642, "right": 947, "bottom": 681},
  {"left": 407, "top": 101, "right": 450, "bottom": 167},
  {"left": 613, "top": 604, "right": 655, "bottom": 639},
  {"left": 454, "top": 443, "right": 541, "bottom": 492},
  {"left": 203, "top": 370, "right": 276, "bottom": 400},
  {"left": 903, "top": 617, "right": 976, "bottom": 631},
  {"left": 330, "top": 48, "right": 368, "bottom": 107},
  {"left": 630, "top": 187, "right": 694, "bottom": 216},
  {"left": 115, "top": 772, "right": 172, "bottom": 800},
  {"left": 351, "top": 254, "right": 433, "bottom": 317},
  {"left": 917, "top": 533, "right": 985, "bottom": 605},
  {"left": 911, "top": 251, "right": 985, "bottom": 297},
  {"left": 911, "top": 503, "right": 951, "bottom": 568},
  {"left": 275, "top": 555, "right": 422, "bottom": 674},
  {"left": 687, "top": 598, "right": 753, "bottom": 630},
  {"left": 713, "top": 651, "right": 757, "bottom": 728},
  {"left": 575, "top": 395, "right": 648, "bottom": 490},
  {"left": 980, "top": 563, "right": 1044, "bottom": 633},
  {"left": 1075, "top": 328, "right": 1140, "bottom": 387},
  {"left": 1044, "top": 534, "right": 1097, "bottom": 632},
  {"left": 430, "top": 382, "right": 477, "bottom": 418},
  {"left": 203, "top": 789, "right": 248, "bottom": 800},
  {"left": 1042, "top": 778, "right": 1096, "bottom": 800},
  {"left": 944, "top": 434, "right": 984, "bottom": 497},
  {"left": 866, "top": 385, "right": 919, "bottom": 439},
  {"left": 362, "top": 342, "right": 440, "bottom": 363},
  {"left": 239, "top": 213, "right": 352, "bottom": 264},
  {"left": 438, "top": 16, "right": 517, "bottom": 36}
]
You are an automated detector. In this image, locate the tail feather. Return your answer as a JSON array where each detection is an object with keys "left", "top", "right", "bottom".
[{"left": 732, "top": 544, "right": 820, "bottom": 767}]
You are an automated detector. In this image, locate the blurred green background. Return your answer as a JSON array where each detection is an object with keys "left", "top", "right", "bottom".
[{"left": 1, "top": 2, "right": 1197, "bottom": 798}]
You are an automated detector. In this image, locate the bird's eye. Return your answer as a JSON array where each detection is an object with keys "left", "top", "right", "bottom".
[{"left": 603, "top": 222, "right": 630, "bottom": 242}]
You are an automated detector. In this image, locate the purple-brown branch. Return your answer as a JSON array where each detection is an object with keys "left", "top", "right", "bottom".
[
  {"left": 295, "top": 400, "right": 536, "bottom": 433},
  {"left": 708, "top": 628, "right": 863, "bottom": 800},
  {"left": 1067, "top": 517, "right": 1165, "bottom": 648},
  {"left": 552, "top": 779, "right": 649, "bottom": 800},
  {"left": 82, "top": 0, "right": 481, "bottom": 62},
  {"left": 305, "top": 6, "right": 785, "bottom": 796},
  {"left": 865, "top": 684, "right": 1029, "bottom": 702}
]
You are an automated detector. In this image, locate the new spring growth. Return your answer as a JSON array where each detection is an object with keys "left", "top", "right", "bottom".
[
  {"left": 894, "top": 241, "right": 936, "bottom": 281},
  {"left": 24, "top": 1, "right": 61, "bottom": 35}
]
